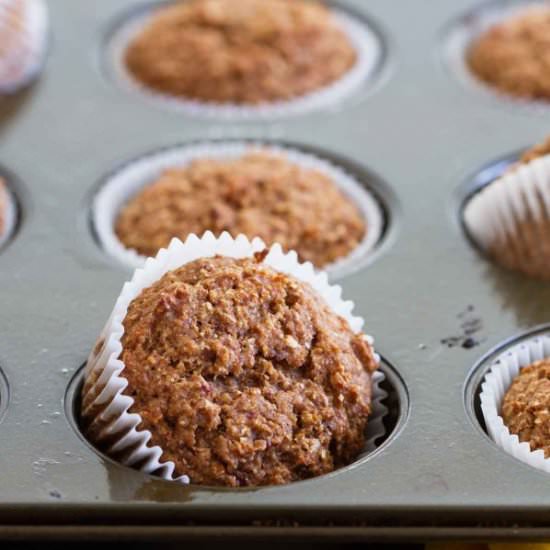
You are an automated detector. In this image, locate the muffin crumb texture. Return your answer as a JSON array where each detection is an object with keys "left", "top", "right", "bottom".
[
  {"left": 502, "top": 359, "right": 550, "bottom": 457},
  {"left": 124, "top": 0, "right": 357, "bottom": 104},
  {"left": 115, "top": 151, "right": 367, "bottom": 268},
  {"left": 468, "top": 6, "right": 550, "bottom": 101},
  {"left": 120, "top": 255, "right": 378, "bottom": 487}
]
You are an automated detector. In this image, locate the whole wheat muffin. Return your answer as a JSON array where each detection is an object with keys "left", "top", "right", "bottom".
[
  {"left": 502, "top": 359, "right": 550, "bottom": 457},
  {"left": 124, "top": 0, "right": 357, "bottom": 104},
  {"left": 116, "top": 254, "right": 377, "bottom": 487},
  {"left": 467, "top": 6, "right": 550, "bottom": 101},
  {"left": 487, "top": 136, "right": 550, "bottom": 280},
  {"left": 115, "top": 151, "right": 367, "bottom": 268}
]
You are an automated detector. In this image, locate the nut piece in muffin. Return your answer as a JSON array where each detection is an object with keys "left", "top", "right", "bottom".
[
  {"left": 467, "top": 6, "right": 550, "bottom": 101},
  {"left": 115, "top": 151, "right": 367, "bottom": 269},
  {"left": 124, "top": 0, "right": 357, "bottom": 104},
  {"left": 114, "top": 254, "right": 378, "bottom": 487},
  {"left": 502, "top": 359, "right": 550, "bottom": 457}
]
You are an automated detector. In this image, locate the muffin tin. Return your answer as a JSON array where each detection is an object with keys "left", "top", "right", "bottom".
[{"left": 1, "top": 0, "right": 550, "bottom": 542}]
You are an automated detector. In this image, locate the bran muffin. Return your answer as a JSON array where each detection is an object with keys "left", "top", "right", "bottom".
[
  {"left": 467, "top": 6, "right": 550, "bottom": 101},
  {"left": 124, "top": 0, "right": 357, "bottom": 105},
  {"left": 114, "top": 151, "right": 367, "bottom": 269},
  {"left": 502, "top": 359, "right": 550, "bottom": 457},
  {"left": 114, "top": 254, "right": 378, "bottom": 487},
  {"left": 0, "top": 0, "right": 47, "bottom": 93},
  {"left": 464, "top": 135, "right": 550, "bottom": 280}
]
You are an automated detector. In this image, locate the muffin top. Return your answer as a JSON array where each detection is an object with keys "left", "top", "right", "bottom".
[
  {"left": 502, "top": 359, "right": 550, "bottom": 458},
  {"left": 124, "top": 0, "right": 356, "bottom": 104},
  {"left": 121, "top": 254, "right": 377, "bottom": 487},
  {"left": 519, "top": 135, "right": 550, "bottom": 165},
  {"left": 467, "top": 6, "right": 550, "bottom": 101},
  {"left": 115, "top": 151, "right": 367, "bottom": 268}
]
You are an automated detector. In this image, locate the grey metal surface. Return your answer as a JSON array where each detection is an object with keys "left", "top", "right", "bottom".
[{"left": 0, "top": 0, "right": 550, "bottom": 538}]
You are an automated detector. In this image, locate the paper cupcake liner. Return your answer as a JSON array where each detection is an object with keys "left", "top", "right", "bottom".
[
  {"left": 463, "top": 154, "right": 550, "bottom": 279},
  {"left": 0, "top": 179, "right": 17, "bottom": 248},
  {"left": 480, "top": 332, "right": 550, "bottom": 473},
  {"left": 444, "top": 0, "right": 550, "bottom": 109},
  {"left": 92, "top": 142, "right": 384, "bottom": 278},
  {"left": 105, "top": 4, "right": 381, "bottom": 118},
  {"left": 0, "top": 0, "right": 48, "bottom": 94},
  {"left": 81, "top": 232, "right": 386, "bottom": 483}
]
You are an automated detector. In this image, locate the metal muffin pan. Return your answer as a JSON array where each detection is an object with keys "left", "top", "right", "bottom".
[{"left": 1, "top": 0, "right": 550, "bottom": 541}]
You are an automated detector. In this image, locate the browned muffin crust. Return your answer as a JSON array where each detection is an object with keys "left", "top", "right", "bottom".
[
  {"left": 124, "top": 0, "right": 356, "bottom": 104},
  {"left": 467, "top": 6, "right": 550, "bottom": 101},
  {"left": 502, "top": 359, "right": 550, "bottom": 457},
  {"left": 115, "top": 151, "right": 367, "bottom": 268},
  {"left": 121, "top": 254, "right": 377, "bottom": 487},
  {"left": 519, "top": 135, "right": 550, "bottom": 165}
]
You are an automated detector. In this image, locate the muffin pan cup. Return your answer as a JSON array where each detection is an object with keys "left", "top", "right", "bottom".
[
  {"left": 3, "top": 0, "right": 550, "bottom": 541},
  {"left": 82, "top": 232, "right": 387, "bottom": 483}
]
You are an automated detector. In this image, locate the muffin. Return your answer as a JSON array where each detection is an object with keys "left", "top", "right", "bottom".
[
  {"left": 463, "top": 135, "right": 550, "bottom": 280},
  {"left": 124, "top": 0, "right": 357, "bottom": 105},
  {"left": 114, "top": 151, "right": 367, "bottom": 269},
  {"left": 82, "top": 245, "right": 379, "bottom": 487},
  {"left": 467, "top": 5, "right": 550, "bottom": 101},
  {"left": 502, "top": 359, "right": 550, "bottom": 458},
  {"left": 0, "top": 0, "right": 48, "bottom": 93}
]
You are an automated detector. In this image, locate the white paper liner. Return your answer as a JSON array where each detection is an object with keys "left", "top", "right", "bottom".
[
  {"left": 444, "top": 0, "right": 550, "bottom": 109},
  {"left": 480, "top": 333, "right": 550, "bottom": 473},
  {"left": 463, "top": 153, "right": 550, "bottom": 277},
  {"left": 92, "top": 142, "right": 384, "bottom": 278},
  {"left": 105, "top": 3, "right": 381, "bottom": 118},
  {"left": 0, "top": 0, "right": 48, "bottom": 94},
  {"left": 0, "top": 179, "right": 17, "bottom": 248},
  {"left": 82, "top": 232, "right": 386, "bottom": 483}
]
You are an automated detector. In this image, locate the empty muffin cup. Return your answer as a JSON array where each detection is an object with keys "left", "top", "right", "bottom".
[
  {"left": 92, "top": 142, "right": 384, "bottom": 278},
  {"left": 105, "top": 0, "right": 382, "bottom": 118},
  {"left": 480, "top": 333, "right": 550, "bottom": 474},
  {"left": 0, "top": 0, "right": 48, "bottom": 94},
  {"left": 81, "top": 232, "right": 387, "bottom": 485},
  {"left": 464, "top": 152, "right": 550, "bottom": 280}
]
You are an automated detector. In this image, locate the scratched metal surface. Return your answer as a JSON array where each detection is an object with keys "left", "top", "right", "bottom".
[{"left": 0, "top": 0, "right": 549, "bottom": 539}]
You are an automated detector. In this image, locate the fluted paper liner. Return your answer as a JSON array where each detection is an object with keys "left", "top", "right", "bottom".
[
  {"left": 463, "top": 154, "right": 550, "bottom": 279},
  {"left": 82, "top": 232, "right": 387, "bottom": 483},
  {"left": 480, "top": 333, "right": 550, "bottom": 473},
  {"left": 93, "top": 142, "right": 384, "bottom": 278},
  {"left": 0, "top": 0, "right": 48, "bottom": 94},
  {"left": 106, "top": 5, "right": 381, "bottom": 118}
]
